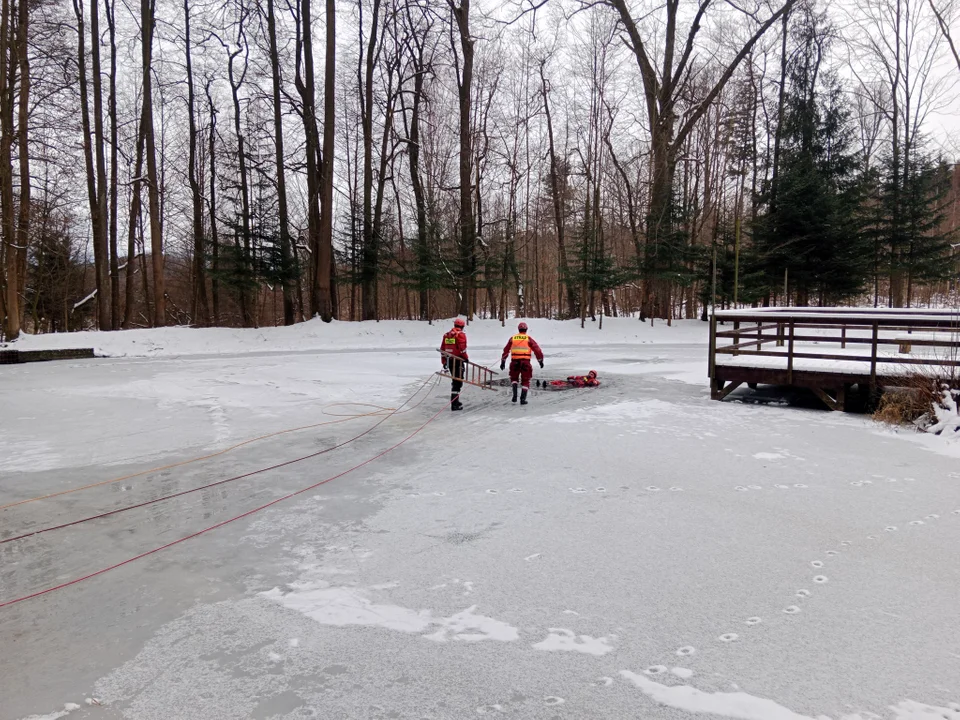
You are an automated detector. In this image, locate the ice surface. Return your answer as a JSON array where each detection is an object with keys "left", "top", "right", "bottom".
[{"left": 4, "top": 319, "right": 960, "bottom": 719}]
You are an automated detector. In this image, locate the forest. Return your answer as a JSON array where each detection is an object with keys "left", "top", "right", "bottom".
[{"left": 0, "top": 0, "right": 958, "bottom": 338}]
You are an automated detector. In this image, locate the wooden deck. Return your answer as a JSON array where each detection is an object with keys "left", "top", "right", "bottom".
[{"left": 709, "top": 308, "right": 960, "bottom": 410}]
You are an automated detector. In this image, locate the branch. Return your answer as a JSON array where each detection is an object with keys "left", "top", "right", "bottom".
[
  {"left": 675, "top": 0, "right": 797, "bottom": 147},
  {"left": 928, "top": 0, "right": 960, "bottom": 73}
]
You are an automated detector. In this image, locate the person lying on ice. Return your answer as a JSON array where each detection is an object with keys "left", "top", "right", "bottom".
[
  {"left": 440, "top": 317, "right": 468, "bottom": 411},
  {"left": 500, "top": 322, "right": 544, "bottom": 405},
  {"left": 552, "top": 370, "right": 600, "bottom": 388}
]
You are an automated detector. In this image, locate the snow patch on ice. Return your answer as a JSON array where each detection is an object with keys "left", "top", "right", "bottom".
[
  {"left": 621, "top": 672, "right": 960, "bottom": 720},
  {"left": 620, "top": 671, "right": 830, "bottom": 719},
  {"left": 17, "top": 704, "right": 82, "bottom": 720},
  {"left": 754, "top": 452, "right": 785, "bottom": 460},
  {"left": 532, "top": 628, "right": 616, "bottom": 656},
  {"left": 261, "top": 584, "right": 517, "bottom": 644}
]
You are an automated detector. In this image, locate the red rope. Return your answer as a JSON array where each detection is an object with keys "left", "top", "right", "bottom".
[
  {"left": 1, "top": 378, "right": 439, "bottom": 546},
  {"left": 0, "top": 385, "right": 457, "bottom": 610}
]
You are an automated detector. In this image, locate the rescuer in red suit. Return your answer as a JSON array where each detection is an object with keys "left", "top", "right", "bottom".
[
  {"left": 440, "top": 318, "right": 469, "bottom": 411},
  {"left": 500, "top": 322, "right": 544, "bottom": 405}
]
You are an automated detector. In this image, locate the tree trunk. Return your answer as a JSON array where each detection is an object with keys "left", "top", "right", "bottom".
[
  {"left": 90, "top": 0, "right": 110, "bottom": 330},
  {"left": 449, "top": 0, "right": 475, "bottom": 318},
  {"left": 73, "top": 0, "right": 109, "bottom": 330},
  {"left": 317, "top": 0, "right": 336, "bottom": 321},
  {"left": 14, "top": 0, "right": 27, "bottom": 333},
  {"left": 539, "top": 62, "right": 576, "bottom": 318},
  {"left": 141, "top": 0, "right": 164, "bottom": 325},
  {"left": 206, "top": 81, "right": 221, "bottom": 325},
  {"left": 0, "top": 0, "right": 14, "bottom": 339},
  {"left": 266, "top": 0, "right": 295, "bottom": 325},
  {"left": 106, "top": 0, "right": 120, "bottom": 328},
  {"left": 360, "top": 0, "right": 381, "bottom": 321},
  {"left": 184, "top": 0, "right": 209, "bottom": 325},
  {"left": 405, "top": 39, "right": 429, "bottom": 320},
  {"left": 122, "top": 120, "right": 145, "bottom": 329},
  {"left": 226, "top": 40, "right": 253, "bottom": 327}
]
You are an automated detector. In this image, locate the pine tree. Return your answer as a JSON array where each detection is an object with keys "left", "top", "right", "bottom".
[
  {"left": 874, "top": 152, "right": 955, "bottom": 306},
  {"left": 756, "top": 6, "right": 869, "bottom": 305}
]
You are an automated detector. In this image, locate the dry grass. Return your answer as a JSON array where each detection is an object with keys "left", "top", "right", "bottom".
[{"left": 872, "top": 385, "right": 934, "bottom": 425}]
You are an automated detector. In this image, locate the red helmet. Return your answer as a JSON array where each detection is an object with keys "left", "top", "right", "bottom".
[
  {"left": 588, "top": 370, "right": 597, "bottom": 378},
  {"left": 518, "top": 322, "right": 528, "bottom": 332},
  {"left": 454, "top": 318, "right": 466, "bottom": 328}
]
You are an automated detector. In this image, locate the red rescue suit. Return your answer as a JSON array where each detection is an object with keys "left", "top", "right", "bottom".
[{"left": 501, "top": 333, "right": 543, "bottom": 389}]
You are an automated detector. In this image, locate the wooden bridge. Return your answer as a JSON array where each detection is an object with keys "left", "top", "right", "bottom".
[{"left": 709, "top": 308, "right": 960, "bottom": 410}]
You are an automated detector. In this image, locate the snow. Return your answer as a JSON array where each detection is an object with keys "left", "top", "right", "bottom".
[
  {"left": 532, "top": 628, "right": 616, "bottom": 655},
  {"left": 4, "top": 315, "right": 706, "bottom": 359},
  {"left": 16, "top": 705, "right": 81, "bottom": 720},
  {"left": 261, "top": 583, "right": 519, "bottom": 643},
  {"left": 4, "top": 319, "right": 960, "bottom": 719},
  {"left": 620, "top": 670, "right": 832, "bottom": 719}
]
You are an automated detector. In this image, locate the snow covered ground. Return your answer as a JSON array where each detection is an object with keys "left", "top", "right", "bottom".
[{"left": 2, "top": 318, "right": 959, "bottom": 720}]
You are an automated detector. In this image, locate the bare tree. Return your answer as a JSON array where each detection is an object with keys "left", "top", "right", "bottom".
[
  {"left": 265, "top": 0, "right": 295, "bottom": 324},
  {"left": 605, "top": 0, "right": 796, "bottom": 317},
  {"left": 448, "top": 0, "right": 475, "bottom": 318},
  {"left": 184, "top": 0, "right": 209, "bottom": 325},
  {"left": 141, "top": 0, "right": 165, "bottom": 325}
]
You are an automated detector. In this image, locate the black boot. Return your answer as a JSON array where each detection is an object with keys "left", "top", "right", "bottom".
[
  {"left": 512, "top": 384, "right": 518, "bottom": 403},
  {"left": 451, "top": 393, "right": 463, "bottom": 411},
  {"left": 520, "top": 388, "right": 528, "bottom": 405}
]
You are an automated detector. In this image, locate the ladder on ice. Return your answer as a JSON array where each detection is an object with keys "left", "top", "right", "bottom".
[{"left": 436, "top": 350, "right": 499, "bottom": 390}]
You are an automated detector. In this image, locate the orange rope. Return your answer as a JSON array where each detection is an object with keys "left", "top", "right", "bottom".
[{"left": 0, "top": 376, "right": 441, "bottom": 512}]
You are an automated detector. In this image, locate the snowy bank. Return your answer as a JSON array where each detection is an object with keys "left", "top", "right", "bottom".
[{"left": 4, "top": 317, "right": 707, "bottom": 359}]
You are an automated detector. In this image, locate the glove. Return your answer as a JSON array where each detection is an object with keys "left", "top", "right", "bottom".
[
  {"left": 441, "top": 359, "right": 448, "bottom": 371},
  {"left": 500, "top": 360, "right": 506, "bottom": 371},
  {"left": 539, "top": 360, "right": 544, "bottom": 369},
  {"left": 463, "top": 355, "right": 469, "bottom": 363}
]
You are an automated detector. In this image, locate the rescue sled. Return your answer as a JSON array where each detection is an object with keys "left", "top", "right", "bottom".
[{"left": 436, "top": 350, "right": 499, "bottom": 390}]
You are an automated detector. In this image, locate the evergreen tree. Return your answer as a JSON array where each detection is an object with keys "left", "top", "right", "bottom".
[
  {"left": 873, "top": 152, "right": 955, "bottom": 306},
  {"left": 757, "top": 5, "right": 869, "bottom": 305}
]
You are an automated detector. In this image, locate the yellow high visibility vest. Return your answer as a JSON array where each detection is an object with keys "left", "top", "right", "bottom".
[{"left": 510, "top": 334, "right": 532, "bottom": 359}]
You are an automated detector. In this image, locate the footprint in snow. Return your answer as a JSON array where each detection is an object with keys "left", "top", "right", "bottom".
[
  {"left": 885, "top": 526, "right": 898, "bottom": 532},
  {"left": 543, "top": 697, "right": 565, "bottom": 706},
  {"left": 476, "top": 705, "right": 504, "bottom": 714},
  {"left": 596, "top": 487, "right": 607, "bottom": 492},
  {"left": 675, "top": 646, "right": 696, "bottom": 656},
  {"left": 644, "top": 666, "right": 667, "bottom": 675},
  {"left": 593, "top": 677, "right": 614, "bottom": 687},
  {"left": 525, "top": 553, "right": 542, "bottom": 562},
  {"left": 784, "top": 605, "right": 801, "bottom": 614},
  {"left": 509, "top": 488, "right": 523, "bottom": 493},
  {"left": 670, "top": 487, "right": 683, "bottom": 492},
  {"left": 825, "top": 550, "right": 839, "bottom": 556},
  {"left": 796, "top": 589, "right": 811, "bottom": 598},
  {"left": 718, "top": 633, "right": 738, "bottom": 643},
  {"left": 744, "top": 617, "right": 762, "bottom": 626},
  {"left": 570, "top": 488, "right": 587, "bottom": 494},
  {"left": 646, "top": 486, "right": 661, "bottom": 492},
  {"left": 811, "top": 561, "right": 824, "bottom": 568},
  {"left": 793, "top": 483, "right": 808, "bottom": 488},
  {"left": 813, "top": 576, "right": 828, "bottom": 584},
  {"left": 486, "top": 489, "right": 499, "bottom": 495}
]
